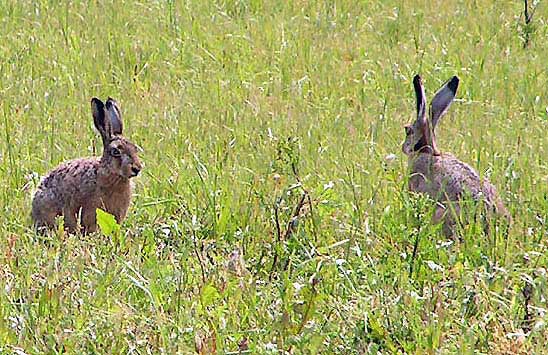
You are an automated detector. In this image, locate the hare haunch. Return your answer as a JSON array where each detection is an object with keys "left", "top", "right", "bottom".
[
  {"left": 32, "top": 98, "right": 142, "bottom": 234},
  {"left": 402, "top": 75, "right": 510, "bottom": 237}
]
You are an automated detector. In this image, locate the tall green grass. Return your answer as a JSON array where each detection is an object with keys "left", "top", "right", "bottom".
[{"left": 1, "top": 0, "right": 547, "bottom": 352}]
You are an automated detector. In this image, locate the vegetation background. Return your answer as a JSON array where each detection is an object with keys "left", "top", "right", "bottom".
[{"left": 0, "top": 0, "right": 547, "bottom": 353}]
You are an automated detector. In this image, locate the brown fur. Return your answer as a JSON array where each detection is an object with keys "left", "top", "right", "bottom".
[
  {"left": 408, "top": 153, "right": 510, "bottom": 235},
  {"left": 32, "top": 98, "right": 141, "bottom": 234},
  {"left": 402, "top": 75, "right": 510, "bottom": 237}
]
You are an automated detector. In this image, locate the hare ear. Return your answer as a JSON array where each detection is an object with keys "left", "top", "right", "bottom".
[
  {"left": 91, "top": 98, "right": 111, "bottom": 145},
  {"left": 431, "top": 76, "right": 459, "bottom": 128},
  {"left": 412, "top": 75, "right": 438, "bottom": 154},
  {"left": 413, "top": 75, "right": 427, "bottom": 124},
  {"left": 105, "top": 97, "right": 123, "bottom": 135}
]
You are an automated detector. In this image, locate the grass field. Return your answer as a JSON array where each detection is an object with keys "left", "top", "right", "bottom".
[{"left": 1, "top": 0, "right": 548, "bottom": 353}]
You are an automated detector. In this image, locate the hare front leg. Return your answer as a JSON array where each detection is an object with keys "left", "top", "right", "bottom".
[
  {"left": 81, "top": 207, "right": 98, "bottom": 234},
  {"left": 62, "top": 206, "right": 79, "bottom": 234},
  {"left": 432, "top": 202, "right": 462, "bottom": 238},
  {"left": 431, "top": 202, "right": 458, "bottom": 238}
]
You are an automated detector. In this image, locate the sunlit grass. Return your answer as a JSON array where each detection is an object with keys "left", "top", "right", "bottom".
[{"left": 1, "top": 0, "right": 547, "bottom": 352}]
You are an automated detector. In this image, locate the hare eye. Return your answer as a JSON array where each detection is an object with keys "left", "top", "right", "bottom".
[
  {"left": 404, "top": 126, "right": 412, "bottom": 136},
  {"left": 110, "top": 147, "right": 121, "bottom": 157}
]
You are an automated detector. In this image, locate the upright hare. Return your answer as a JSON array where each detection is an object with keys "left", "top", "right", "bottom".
[
  {"left": 402, "top": 75, "right": 510, "bottom": 237},
  {"left": 32, "top": 98, "right": 142, "bottom": 234}
]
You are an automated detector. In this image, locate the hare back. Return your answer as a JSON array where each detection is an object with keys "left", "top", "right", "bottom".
[
  {"left": 409, "top": 153, "right": 499, "bottom": 208},
  {"left": 34, "top": 158, "right": 101, "bottom": 203}
]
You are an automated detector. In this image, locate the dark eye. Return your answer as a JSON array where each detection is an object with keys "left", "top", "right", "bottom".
[
  {"left": 110, "top": 147, "right": 121, "bottom": 157},
  {"left": 404, "top": 126, "right": 412, "bottom": 136}
]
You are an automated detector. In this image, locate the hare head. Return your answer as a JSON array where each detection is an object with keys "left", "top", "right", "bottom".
[
  {"left": 91, "top": 98, "right": 142, "bottom": 179},
  {"left": 402, "top": 75, "right": 459, "bottom": 156}
]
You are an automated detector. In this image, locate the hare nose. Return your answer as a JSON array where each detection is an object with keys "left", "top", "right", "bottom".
[{"left": 131, "top": 166, "right": 141, "bottom": 176}]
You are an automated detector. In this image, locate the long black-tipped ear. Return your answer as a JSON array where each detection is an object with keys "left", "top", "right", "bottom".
[
  {"left": 91, "top": 98, "right": 111, "bottom": 146},
  {"left": 431, "top": 76, "right": 459, "bottom": 128},
  {"left": 105, "top": 97, "right": 123, "bottom": 135},
  {"left": 413, "top": 75, "right": 427, "bottom": 124},
  {"left": 413, "top": 75, "right": 439, "bottom": 155}
]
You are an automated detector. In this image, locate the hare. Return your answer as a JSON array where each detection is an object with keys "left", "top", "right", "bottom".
[
  {"left": 402, "top": 75, "right": 510, "bottom": 237},
  {"left": 32, "top": 97, "right": 142, "bottom": 234}
]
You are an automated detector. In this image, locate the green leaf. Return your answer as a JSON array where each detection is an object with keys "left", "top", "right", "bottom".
[
  {"left": 96, "top": 208, "right": 120, "bottom": 236},
  {"left": 200, "top": 284, "right": 220, "bottom": 308},
  {"left": 216, "top": 197, "right": 231, "bottom": 235}
]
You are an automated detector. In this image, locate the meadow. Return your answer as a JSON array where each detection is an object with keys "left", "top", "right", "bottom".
[{"left": 1, "top": 0, "right": 548, "bottom": 353}]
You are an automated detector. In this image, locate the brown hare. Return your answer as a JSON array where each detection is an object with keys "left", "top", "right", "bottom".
[
  {"left": 32, "top": 98, "right": 142, "bottom": 234},
  {"left": 402, "top": 75, "right": 510, "bottom": 237}
]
